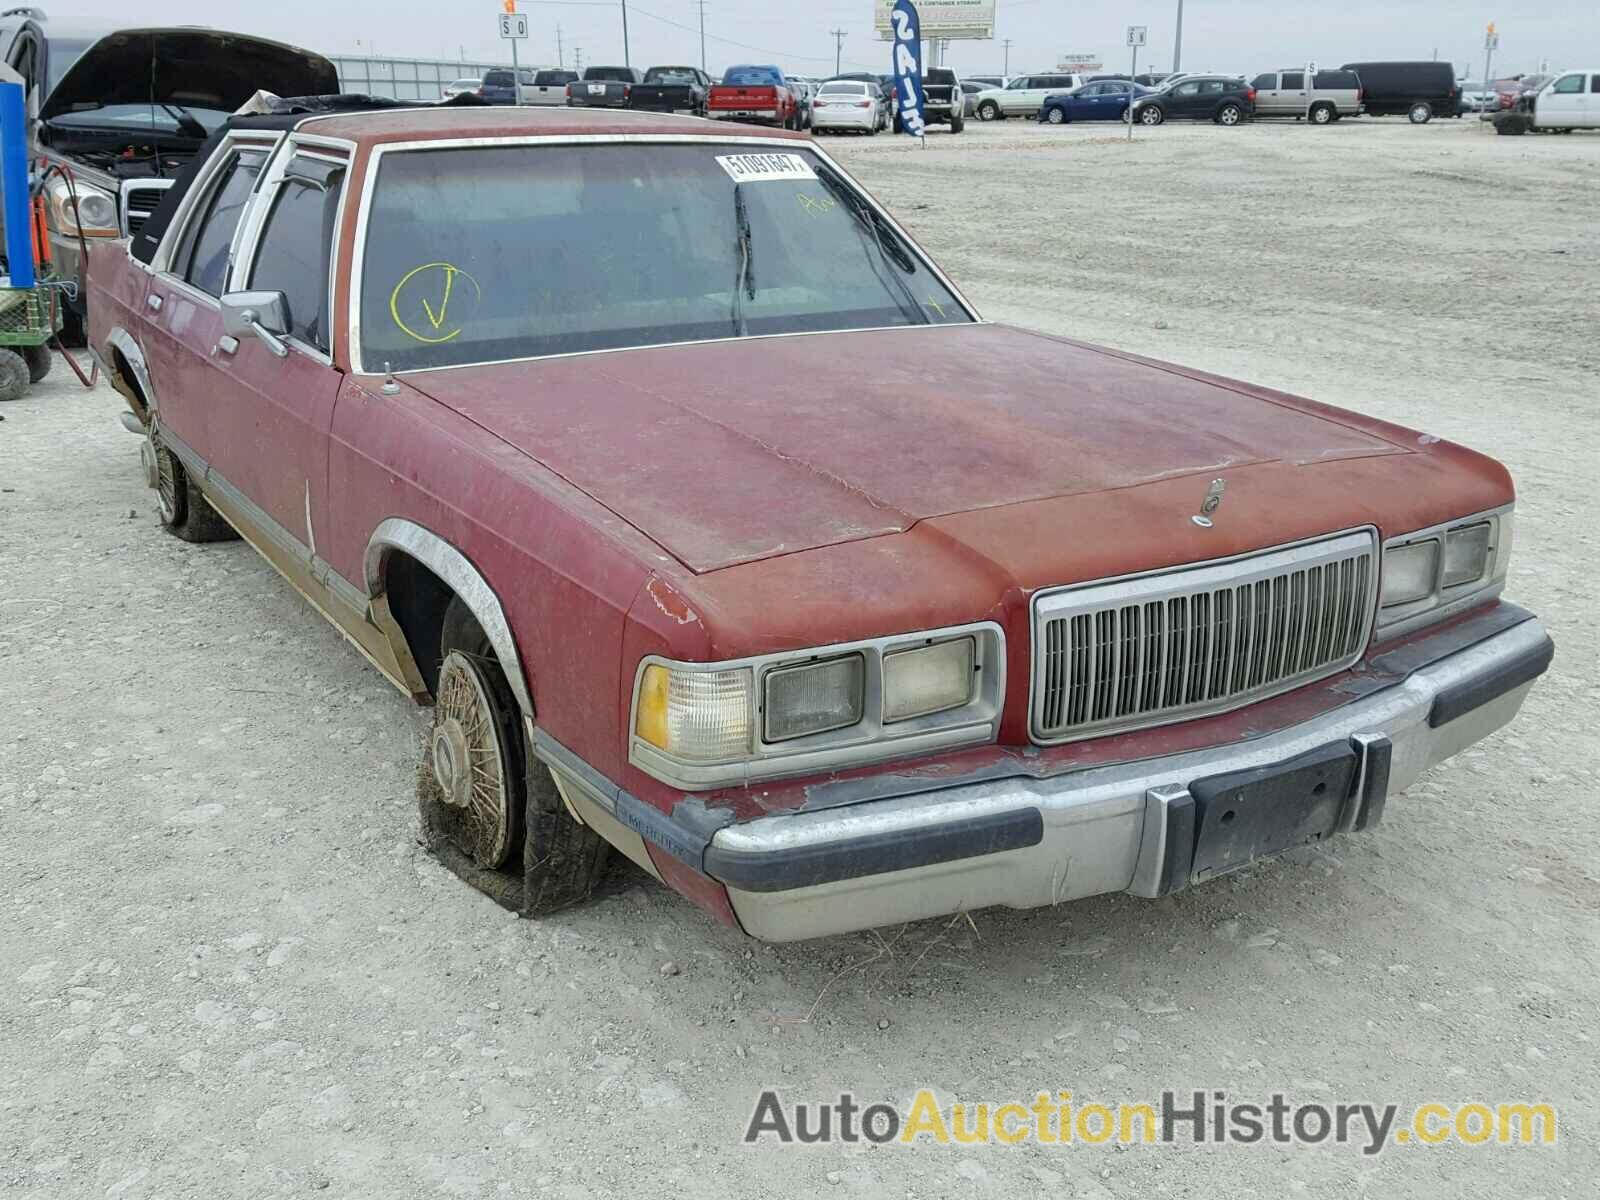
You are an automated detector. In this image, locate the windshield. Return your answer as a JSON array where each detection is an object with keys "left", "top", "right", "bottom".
[
  {"left": 45, "top": 102, "right": 232, "bottom": 134},
  {"left": 534, "top": 71, "right": 572, "bottom": 85},
  {"left": 645, "top": 68, "right": 698, "bottom": 83},
  {"left": 723, "top": 67, "right": 781, "bottom": 86},
  {"left": 359, "top": 143, "right": 969, "bottom": 371},
  {"left": 585, "top": 67, "right": 633, "bottom": 82}
]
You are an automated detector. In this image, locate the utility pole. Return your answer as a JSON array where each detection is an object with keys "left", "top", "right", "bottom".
[
  {"left": 574, "top": 45, "right": 583, "bottom": 74},
  {"left": 830, "top": 28, "right": 846, "bottom": 76},
  {"left": 1002, "top": 38, "right": 1012, "bottom": 76},
  {"left": 620, "top": 0, "right": 631, "bottom": 70},
  {"left": 1172, "top": 0, "right": 1184, "bottom": 72},
  {"left": 555, "top": 23, "right": 564, "bottom": 68},
  {"left": 696, "top": 0, "right": 708, "bottom": 73}
]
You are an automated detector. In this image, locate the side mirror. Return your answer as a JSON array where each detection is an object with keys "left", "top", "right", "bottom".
[{"left": 220, "top": 290, "right": 290, "bottom": 357}]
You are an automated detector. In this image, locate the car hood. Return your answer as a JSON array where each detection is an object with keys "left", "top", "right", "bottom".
[
  {"left": 405, "top": 323, "right": 1411, "bottom": 574},
  {"left": 41, "top": 28, "right": 339, "bottom": 123}
]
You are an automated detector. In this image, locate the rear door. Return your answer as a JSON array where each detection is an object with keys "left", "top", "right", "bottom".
[
  {"left": 1002, "top": 76, "right": 1038, "bottom": 114},
  {"left": 140, "top": 136, "right": 276, "bottom": 459},
  {"left": 203, "top": 143, "right": 349, "bottom": 561},
  {"left": 1251, "top": 72, "right": 1282, "bottom": 114}
]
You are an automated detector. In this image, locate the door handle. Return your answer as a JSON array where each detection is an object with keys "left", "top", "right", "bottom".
[
  {"left": 146, "top": 294, "right": 164, "bottom": 312},
  {"left": 214, "top": 335, "right": 239, "bottom": 356}
]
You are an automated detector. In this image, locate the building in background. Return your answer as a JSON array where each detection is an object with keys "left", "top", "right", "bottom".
[{"left": 331, "top": 55, "right": 507, "bottom": 101}]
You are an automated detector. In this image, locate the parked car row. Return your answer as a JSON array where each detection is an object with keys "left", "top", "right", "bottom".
[{"left": 1029, "top": 60, "right": 1476, "bottom": 130}]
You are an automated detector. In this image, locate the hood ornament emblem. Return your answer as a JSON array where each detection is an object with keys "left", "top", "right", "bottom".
[{"left": 1192, "top": 478, "right": 1226, "bottom": 528}]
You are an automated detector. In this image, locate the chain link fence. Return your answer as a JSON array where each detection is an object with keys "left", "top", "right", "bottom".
[{"left": 331, "top": 56, "right": 509, "bottom": 102}]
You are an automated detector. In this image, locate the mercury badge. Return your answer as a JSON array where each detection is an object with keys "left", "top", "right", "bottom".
[{"left": 1192, "top": 478, "right": 1226, "bottom": 528}]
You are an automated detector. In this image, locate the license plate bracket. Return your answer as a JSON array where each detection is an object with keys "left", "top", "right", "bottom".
[{"left": 1188, "top": 741, "right": 1358, "bottom": 883}]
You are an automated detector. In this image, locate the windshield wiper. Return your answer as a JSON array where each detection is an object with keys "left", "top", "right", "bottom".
[
  {"left": 816, "top": 166, "right": 930, "bottom": 326},
  {"left": 159, "top": 103, "right": 208, "bottom": 139},
  {"left": 731, "top": 181, "right": 755, "bottom": 337}
]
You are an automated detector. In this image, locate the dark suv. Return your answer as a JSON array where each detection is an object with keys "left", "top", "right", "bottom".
[
  {"left": 479, "top": 67, "right": 534, "bottom": 105},
  {"left": 1129, "top": 75, "right": 1256, "bottom": 125}
]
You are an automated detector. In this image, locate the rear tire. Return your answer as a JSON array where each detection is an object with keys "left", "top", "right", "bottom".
[
  {"left": 1408, "top": 101, "right": 1433, "bottom": 124},
  {"left": 419, "top": 598, "right": 610, "bottom": 916},
  {"left": 1309, "top": 102, "right": 1334, "bottom": 125},
  {"left": 1216, "top": 103, "right": 1243, "bottom": 126}
]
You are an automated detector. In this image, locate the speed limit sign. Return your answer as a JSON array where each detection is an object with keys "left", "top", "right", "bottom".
[{"left": 498, "top": 11, "right": 529, "bottom": 39}]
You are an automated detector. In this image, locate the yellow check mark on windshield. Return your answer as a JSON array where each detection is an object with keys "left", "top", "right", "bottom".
[{"left": 390, "top": 262, "right": 482, "bottom": 345}]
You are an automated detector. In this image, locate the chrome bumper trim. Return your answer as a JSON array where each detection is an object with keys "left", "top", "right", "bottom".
[{"left": 710, "top": 614, "right": 1551, "bottom": 941}]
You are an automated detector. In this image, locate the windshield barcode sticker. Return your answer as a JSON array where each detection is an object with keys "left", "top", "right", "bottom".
[{"left": 715, "top": 153, "right": 816, "bottom": 182}]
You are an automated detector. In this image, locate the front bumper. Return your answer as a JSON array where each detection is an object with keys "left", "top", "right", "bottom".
[{"left": 700, "top": 609, "right": 1551, "bottom": 940}]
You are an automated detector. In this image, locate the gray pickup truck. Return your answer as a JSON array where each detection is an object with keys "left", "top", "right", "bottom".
[
  {"left": 566, "top": 65, "right": 644, "bottom": 109},
  {"left": 1249, "top": 69, "right": 1365, "bottom": 123}
]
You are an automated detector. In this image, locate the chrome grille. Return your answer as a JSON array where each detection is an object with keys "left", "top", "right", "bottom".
[
  {"left": 1031, "top": 530, "right": 1377, "bottom": 742},
  {"left": 119, "top": 180, "right": 174, "bottom": 239}
]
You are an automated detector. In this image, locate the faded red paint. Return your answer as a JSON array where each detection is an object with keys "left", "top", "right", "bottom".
[{"left": 90, "top": 107, "right": 1518, "bottom": 928}]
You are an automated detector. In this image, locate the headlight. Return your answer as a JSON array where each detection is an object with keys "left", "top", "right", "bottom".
[
  {"left": 47, "top": 179, "right": 119, "bottom": 237},
  {"left": 630, "top": 622, "right": 1005, "bottom": 790},
  {"left": 1442, "top": 522, "right": 1492, "bottom": 588},
  {"left": 1380, "top": 539, "right": 1438, "bottom": 607},
  {"left": 764, "top": 655, "right": 865, "bottom": 741},
  {"left": 883, "top": 636, "right": 975, "bottom": 722},
  {"left": 1377, "top": 507, "right": 1513, "bottom": 637}
]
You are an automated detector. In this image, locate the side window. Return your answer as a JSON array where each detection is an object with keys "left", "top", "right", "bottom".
[
  {"left": 1200, "top": 79, "right": 1226, "bottom": 95},
  {"left": 248, "top": 156, "right": 346, "bottom": 353},
  {"left": 178, "top": 150, "right": 267, "bottom": 298},
  {"left": 1551, "top": 74, "right": 1584, "bottom": 94},
  {"left": 1592, "top": 75, "right": 1600, "bottom": 94},
  {"left": 1175, "top": 82, "right": 1200, "bottom": 98},
  {"left": 1007, "top": 77, "right": 1029, "bottom": 89},
  {"left": 1282, "top": 72, "right": 1304, "bottom": 89},
  {"left": 1252, "top": 73, "right": 1276, "bottom": 89}
]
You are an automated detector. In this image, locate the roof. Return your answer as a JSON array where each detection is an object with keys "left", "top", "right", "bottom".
[{"left": 303, "top": 104, "right": 809, "bottom": 146}]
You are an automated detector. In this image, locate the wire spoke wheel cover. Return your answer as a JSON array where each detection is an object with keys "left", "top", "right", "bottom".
[
  {"left": 154, "top": 441, "right": 180, "bottom": 524},
  {"left": 431, "top": 650, "right": 515, "bottom": 868}
]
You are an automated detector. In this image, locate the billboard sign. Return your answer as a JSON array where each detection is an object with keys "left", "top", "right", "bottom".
[
  {"left": 875, "top": 0, "right": 994, "bottom": 40},
  {"left": 1057, "top": 54, "right": 1103, "bottom": 71}
]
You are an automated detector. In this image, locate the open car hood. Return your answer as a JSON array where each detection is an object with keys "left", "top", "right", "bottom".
[{"left": 41, "top": 28, "right": 339, "bottom": 123}]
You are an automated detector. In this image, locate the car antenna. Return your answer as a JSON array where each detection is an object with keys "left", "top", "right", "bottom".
[{"left": 381, "top": 362, "right": 400, "bottom": 395}]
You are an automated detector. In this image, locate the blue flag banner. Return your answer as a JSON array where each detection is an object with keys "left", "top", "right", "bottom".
[{"left": 890, "top": 0, "right": 926, "bottom": 137}]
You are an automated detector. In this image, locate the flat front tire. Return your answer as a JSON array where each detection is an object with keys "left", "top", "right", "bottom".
[{"left": 419, "top": 598, "right": 610, "bottom": 916}]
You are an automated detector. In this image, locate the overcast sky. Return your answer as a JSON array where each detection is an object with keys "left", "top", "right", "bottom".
[{"left": 54, "top": 1, "right": 1594, "bottom": 80}]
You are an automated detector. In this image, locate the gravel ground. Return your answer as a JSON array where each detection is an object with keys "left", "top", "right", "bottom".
[{"left": 3, "top": 118, "right": 1596, "bottom": 1199}]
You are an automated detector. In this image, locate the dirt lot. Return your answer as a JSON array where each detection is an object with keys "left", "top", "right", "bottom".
[{"left": 3, "top": 119, "right": 1596, "bottom": 1198}]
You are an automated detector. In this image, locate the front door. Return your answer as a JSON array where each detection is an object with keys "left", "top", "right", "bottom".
[
  {"left": 141, "top": 140, "right": 274, "bottom": 459},
  {"left": 1166, "top": 80, "right": 1205, "bottom": 118},
  {"left": 1536, "top": 73, "right": 1584, "bottom": 126}
]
